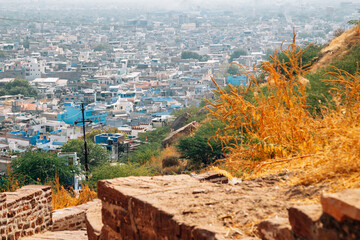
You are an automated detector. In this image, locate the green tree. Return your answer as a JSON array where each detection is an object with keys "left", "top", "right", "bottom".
[
  {"left": 0, "top": 51, "right": 7, "bottom": 59},
  {"left": 1, "top": 78, "right": 38, "bottom": 97},
  {"left": 181, "top": 51, "right": 209, "bottom": 61},
  {"left": 229, "top": 49, "right": 248, "bottom": 63},
  {"left": 11, "top": 151, "right": 78, "bottom": 186},
  {"left": 22, "top": 39, "right": 30, "bottom": 49},
  {"left": 227, "top": 64, "right": 243, "bottom": 75},
  {"left": 93, "top": 43, "right": 112, "bottom": 52},
  {"left": 177, "top": 121, "right": 225, "bottom": 166},
  {"left": 89, "top": 163, "right": 157, "bottom": 190},
  {"left": 61, "top": 139, "right": 110, "bottom": 170}
]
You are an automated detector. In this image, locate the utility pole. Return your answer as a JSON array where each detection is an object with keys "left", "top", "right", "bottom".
[{"left": 74, "top": 103, "right": 92, "bottom": 179}]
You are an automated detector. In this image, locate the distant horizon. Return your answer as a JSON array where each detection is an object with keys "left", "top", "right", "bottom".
[{"left": 0, "top": 0, "right": 348, "bottom": 11}]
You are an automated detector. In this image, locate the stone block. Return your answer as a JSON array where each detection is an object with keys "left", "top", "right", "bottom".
[
  {"left": 258, "top": 217, "right": 295, "bottom": 240},
  {"left": 321, "top": 188, "right": 360, "bottom": 222},
  {"left": 288, "top": 204, "right": 322, "bottom": 239}
]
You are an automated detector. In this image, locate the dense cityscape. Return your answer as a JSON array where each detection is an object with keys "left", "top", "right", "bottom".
[{"left": 0, "top": 0, "right": 358, "bottom": 171}]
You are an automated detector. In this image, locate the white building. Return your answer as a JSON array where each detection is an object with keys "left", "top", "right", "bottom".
[{"left": 25, "top": 59, "right": 45, "bottom": 81}]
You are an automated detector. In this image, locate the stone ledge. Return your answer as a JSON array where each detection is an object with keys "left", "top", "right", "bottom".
[
  {"left": 288, "top": 204, "right": 322, "bottom": 239},
  {"left": 52, "top": 199, "right": 100, "bottom": 232},
  {"left": 258, "top": 217, "right": 295, "bottom": 240},
  {"left": 321, "top": 188, "right": 360, "bottom": 222},
  {"left": 85, "top": 200, "right": 103, "bottom": 240},
  {"left": 97, "top": 175, "right": 232, "bottom": 239}
]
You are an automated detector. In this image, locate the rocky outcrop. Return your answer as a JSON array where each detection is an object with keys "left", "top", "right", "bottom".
[
  {"left": 321, "top": 189, "right": 360, "bottom": 222},
  {"left": 288, "top": 204, "right": 322, "bottom": 239},
  {"left": 0, "top": 185, "right": 52, "bottom": 240},
  {"left": 162, "top": 121, "right": 198, "bottom": 147}
]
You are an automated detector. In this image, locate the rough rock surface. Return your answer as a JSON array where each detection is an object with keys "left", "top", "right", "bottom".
[
  {"left": 321, "top": 188, "right": 360, "bottom": 222},
  {"left": 96, "top": 173, "right": 309, "bottom": 239},
  {"left": 0, "top": 185, "right": 52, "bottom": 239},
  {"left": 258, "top": 217, "right": 295, "bottom": 240},
  {"left": 21, "top": 230, "right": 88, "bottom": 240},
  {"left": 288, "top": 204, "right": 322, "bottom": 239},
  {"left": 52, "top": 199, "right": 100, "bottom": 231},
  {"left": 86, "top": 200, "right": 103, "bottom": 240}
]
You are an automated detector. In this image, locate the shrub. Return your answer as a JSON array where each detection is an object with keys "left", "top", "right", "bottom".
[
  {"left": 88, "top": 163, "right": 157, "bottom": 190},
  {"left": 177, "top": 120, "right": 225, "bottom": 167},
  {"left": 11, "top": 151, "right": 78, "bottom": 186}
]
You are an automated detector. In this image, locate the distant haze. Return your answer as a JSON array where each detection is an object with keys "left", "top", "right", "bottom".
[{"left": 0, "top": 0, "right": 345, "bottom": 11}]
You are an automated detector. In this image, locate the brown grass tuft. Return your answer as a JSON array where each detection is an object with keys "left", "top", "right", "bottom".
[{"left": 51, "top": 176, "right": 97, "bottom": 210}]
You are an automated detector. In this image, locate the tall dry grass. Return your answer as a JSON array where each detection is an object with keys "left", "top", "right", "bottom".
[
  {"left": 207, "top": 33, "right": 360, "bottom": 190},
  {"left": 51, "top": 176, "right": 97, "bottom": 210}
]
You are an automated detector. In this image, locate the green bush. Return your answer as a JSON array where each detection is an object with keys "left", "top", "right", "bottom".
[
  {"left": 11, "top": 151, "right": 78, "bottom": 186},
  {"left": 123, "top": 143, "right": 160, "bottom": 165},
  {"left": 177, "top": 121, "right": 225, "bottom": 167},
  {"left": 1, "top": 78, "right": 38, "bottom": 98},
  {"left": 61, "top": 139, "right": 110, "bottom": 170},
  {"left": 89, "top": 163, "right": 157, "bottom": 189},
  {"left": 330, "top": 44, "right": 360, "bottom": 75},
  {"left": 138, "top": 126, "right": 169, "bottom": 143}
]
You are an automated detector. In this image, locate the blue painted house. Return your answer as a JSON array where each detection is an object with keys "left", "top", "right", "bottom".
[
  {"left": 57, "top": 103, "right": 107, "bottom": 125},
  {"left": 227, "top": 75, "right": 248, "bottom": 86}
]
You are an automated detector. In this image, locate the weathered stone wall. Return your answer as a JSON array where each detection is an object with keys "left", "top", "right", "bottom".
[
  {"left": 258, "top": 188, "right": 360, "bottom": 240},
  {"left": 52, "top": 199, "right": 99, "bottom": 232},
  {"left": 97, "top": 175, "right": 223, "bottom": 240},
  {"left": 0, "top": 185, "right": 52, "bottom": 240}
]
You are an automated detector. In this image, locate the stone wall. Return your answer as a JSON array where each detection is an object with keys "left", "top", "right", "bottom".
[
  {"left": 258, "top": 188, "right": 360, "bottom": 240},
  {"left": 97, "top": 175, "right": 223, "bottom": 240},
  {"left": 0, "top": 185, "right": 52, "bottom": 240},
  {"left": 52, "top": 200, "right": 99, "bottom": 232}
]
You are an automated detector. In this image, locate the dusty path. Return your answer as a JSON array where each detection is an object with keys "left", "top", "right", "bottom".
[{"left": 21, "top": 230, "right": 88, "bottom": 240}]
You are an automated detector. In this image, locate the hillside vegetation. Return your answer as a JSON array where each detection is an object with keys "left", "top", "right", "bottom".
[{"left": 207, "top": 25, "right": 360, "bottom": 191}]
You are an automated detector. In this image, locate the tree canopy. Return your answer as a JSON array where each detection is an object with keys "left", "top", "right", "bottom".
[
  {"left": 11, "top": 151, "right": 78, "bottom": 186},
  {"left": 0, "top": 78, "right": 38, "bottom": 97},
  {"left": 229, "top": 49, "right": 248, "bottom": 63},
  {"left": 181, "top": 51, "right": 209, "bottom": 61},
  {"left": 61, "top": 139, "right": 110, "bottom": 170}
]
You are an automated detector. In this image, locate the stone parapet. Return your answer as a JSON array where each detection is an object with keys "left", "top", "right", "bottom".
[
  {"left": 97, "top": 175, "right": 226, "bottom": 240},
  {"left": 52, "top": 199, "right": 99, "bottom": 232},
  {"left": 0, "top": 185, "right": 52, "bottom": 240}
]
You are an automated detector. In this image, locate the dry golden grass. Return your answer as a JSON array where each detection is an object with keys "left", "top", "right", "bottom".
[
  {"left": 149, "top": 145, "right": 181, "bottom": 168},
  {"left": 51, "top": 176, "right": 97, "bottom": 210},
  {"left": 2, "top": 165, "right": 24, "bottom": 192},
  {"left": 208, "top": 29, "right": 360, "bottom": 190}
]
